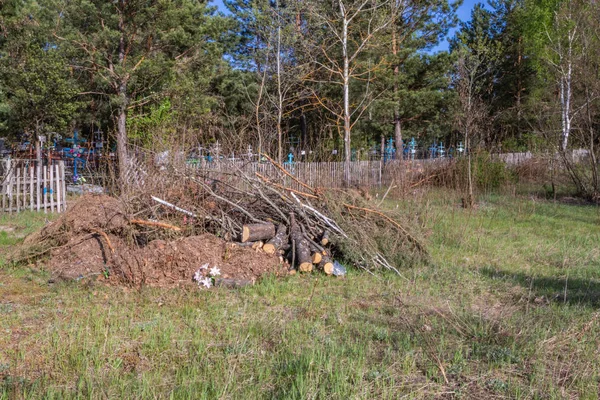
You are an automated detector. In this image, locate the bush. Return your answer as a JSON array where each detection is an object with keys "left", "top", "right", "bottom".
[
  {"left": 432, "top": 153, "right": 513, "bottom": 193},
  {"left": 473, "top": 154, "right": 514, "bottom": 192}
]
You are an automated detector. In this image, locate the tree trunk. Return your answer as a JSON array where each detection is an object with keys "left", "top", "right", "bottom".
[
  {"left": 34, "top": 122, "right": 41, "bottom": 163},
  {"left": 117, "top": 81, "right": 129, "bottom": 190},
  {"left": 276, "top": 0, "right": 284, "bottom": 164},
  {"left": 394, "top": 118, "right": 402, "bottom": 159},
  {"left": 392, "top": 7, "right": 402, "bottom": 156},
  {"left": 117, "top": 11, "right": 130, "bottom": 191},
  {"left": 560, "top": 31, "right": 574, "bottom": 152},
  {"left": 341, "top": 3, "right": 351, "bottom": 185}
]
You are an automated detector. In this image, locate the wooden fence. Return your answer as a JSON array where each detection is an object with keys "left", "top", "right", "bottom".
[
  {"left": 187, "top": 159, "right": 440, "bottom": 190},
  {"left": 1, "top": 159, "right": 67, "bottom": 214}
]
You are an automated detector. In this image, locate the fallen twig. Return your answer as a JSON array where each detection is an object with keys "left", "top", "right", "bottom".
[
  {"left": 130, "top": 219, "right": 182, "bottom": 232},
  {"left": 89, "top": 228, "right": 114, "bottom": 254},
  {"left": 151, "top": 196, "right": 197, "bottom": 217},
  {"left": 255, "top": 172, "right": 319, "bottom": 199},
  {"left": 262, "top": 153, "right": 317, "bottom": 194}
]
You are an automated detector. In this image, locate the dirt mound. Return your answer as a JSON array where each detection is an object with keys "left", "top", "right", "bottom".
[
  {"left": 24, "top": 194, "right": 129, "bottom": 245},
  {"left": 24, "top": 195, "right": 285, "bottom": 287},
  {"left": 117, "top": 235, "right": 285, "bottom": 286}
]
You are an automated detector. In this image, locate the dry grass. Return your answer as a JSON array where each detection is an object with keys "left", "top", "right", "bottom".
[{"left": 1, "top": 189, "right": 599, "bottom": 399}]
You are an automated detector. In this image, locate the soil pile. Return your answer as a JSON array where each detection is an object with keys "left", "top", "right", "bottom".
[{"left": 20, "top": 194, "right": 285, "bottom": 287}]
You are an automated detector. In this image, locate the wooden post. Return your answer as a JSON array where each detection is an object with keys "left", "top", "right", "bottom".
[
  {"left": 49, "top": 164, "right": 55, "bottom": 213},
  {"left": 36, "top": 162, "right": 41, "bottom": 212},
  {"left": 1, "top": 160, "right": 6, "bottom": 212},
  {"left": 43, "top": 165, "right": 47, "bottom": 214},
  {"left": 22, "top": 166, "right": 26, "bottom": 211},
  {"left": 16, "top": 166, "right": 20, "bottom": 213},
  {"left": 8, "top": 166, "right": 13, "bottom": 214},
  {"left": 15, "top": 167, "right": 21, "bottom": 212},
  {"left": 55, "top": 163, "right": 61, "bottom": 212},
  {"left": 60, "top": 161, "right": 67, "bottom": 211},
  {"left": 29, "top": 165, "right": 34, "bottom": 211}
]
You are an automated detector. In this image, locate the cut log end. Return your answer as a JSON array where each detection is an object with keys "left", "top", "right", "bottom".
[
  {"left": 263, "top": 243, "right": 276, "bottom": 254},
  {"left": 318, "top": 255, "right": 334, "bottom": 275},
  {"left": 311, "top": 252, "right": 322, "bottom": 264},
  {"left": 299, "top": 262, "right": 313, "bottom": 273},
  {"left": 320, "top": 231, "right": 330, "bottom": 246},
  {"left": 264, "top": 224, "right": 287, "bottom": 255}
]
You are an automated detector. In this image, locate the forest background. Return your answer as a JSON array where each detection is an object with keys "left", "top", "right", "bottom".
[{"left": 0, "top": 0, "right": 598, "bottom": 196}]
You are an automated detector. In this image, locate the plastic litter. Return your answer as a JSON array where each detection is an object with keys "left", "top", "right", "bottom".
[{"left": 332, "top": 261, "right": 347, "bottom": 277}]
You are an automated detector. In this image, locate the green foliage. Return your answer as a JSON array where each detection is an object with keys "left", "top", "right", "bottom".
[
  {"left": 448, "top": 153, "right": 515, "bottom": 192},
  {"left": 451, "top": 0, "right": 541, "bottom": 146},
  {"left": 472, "top": 155, "right": 514, "bottom": 191},
  {"left": 0, "top": 0, "right": 80, "bottom": 139},
  {"left": 127, "top": 99, "right": 174, "bottom": 146},
  {"left": 0, "top": 0, "right": 593, "bottom": 159}
]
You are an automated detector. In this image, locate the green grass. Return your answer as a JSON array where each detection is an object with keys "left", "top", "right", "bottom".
[
  {"left": 1, "top": 191, "right": 599, "bottom": 399},
  {"left": 0, "top": 212, "right": 57, "bottom": 266}
]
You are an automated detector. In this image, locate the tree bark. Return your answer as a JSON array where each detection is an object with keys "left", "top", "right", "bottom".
[
  {"left": 117, "top": 80, "right": 129, "bottom": 190},
  {"left": 290, "top": 212, "right": 312, "bottom": 272},
  {"left": 117, "top": 10, "right": 130, "bottom": 191},
  {"left": 341, "top": 1, "right": 351, "bottom": 185},
  {"left": 263, "top": 224, "right": 288, "bottom": 255},
  {"left": 392, "top": 5, "right": 402, "bottom": 156},
  {"left": 241, "top": 222, "right": 276, "bottom": 243}
]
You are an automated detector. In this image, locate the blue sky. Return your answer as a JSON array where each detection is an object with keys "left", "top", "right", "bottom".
[{"left": 210, "top": 0, "right": 482, "bottom": 52}]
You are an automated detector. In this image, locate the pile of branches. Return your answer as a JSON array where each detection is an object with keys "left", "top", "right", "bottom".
[{"left": 128, "top": 155, "right": 428, "bottom": 275}]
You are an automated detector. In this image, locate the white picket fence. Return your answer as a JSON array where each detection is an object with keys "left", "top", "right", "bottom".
[{"left": 1, "top": 159, "right": 67, "bottom": 214}]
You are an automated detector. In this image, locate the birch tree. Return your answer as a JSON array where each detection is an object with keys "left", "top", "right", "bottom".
[
  {"left": 307, "top": 0, "right": 393, "bottom": 183},
  {"left": 226, "top": 0, "right": 306, "bottom": 163},
  {"left": 546, "top": 0, "right": 600, "bottom": 199},
  {"left": 545, "top": 1, "right": 580, "bottom": 152}
]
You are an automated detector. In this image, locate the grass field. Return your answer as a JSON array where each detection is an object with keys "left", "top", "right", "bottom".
[{"left": 1, "top": 191, "right": 599, "bottom": 399}]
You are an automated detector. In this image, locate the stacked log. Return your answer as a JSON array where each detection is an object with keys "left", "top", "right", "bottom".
[
  {"left": 241, "top": 222, "right": 276, "bottom": 243},
  {"left": 263, "top": 225, "right": 287, "bottom": 255},
  {"left": 235, "top": 219, "right": 338, "bottom": 275},
  {"left": 290, "top": 213, "right": 313, "bottom": 273},
  {"left": 318, "top": 256, "right": 334, "bottom": 275}
]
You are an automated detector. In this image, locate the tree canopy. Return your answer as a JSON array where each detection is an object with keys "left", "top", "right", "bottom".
[{"left": 0, "top": 0, "right": 598, "bottom": 170}]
